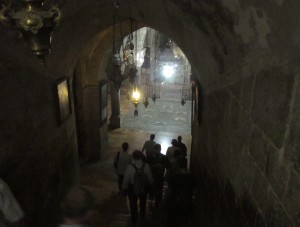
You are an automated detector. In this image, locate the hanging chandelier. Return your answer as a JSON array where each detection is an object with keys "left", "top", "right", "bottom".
[
  {"left": 0, "top": 0, "right": 62, "bottom": 64},
  {"left": 140, "top": 28, "right": 161, "bottom": 107},
  {"left": 111, "top": 15, "right": 127, "bottom": 90},
  {"left": 110, "top": 5, "right": 141, "bottom": 116}
]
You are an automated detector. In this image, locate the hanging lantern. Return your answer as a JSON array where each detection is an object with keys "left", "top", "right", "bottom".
[
  {"left": 111, "top": 54, "right": 127, "bottom": 90},
  {"left": 131, "top": 87, "right": 141, "bottom": 107},
  {"left": 181, "top": 99, "right": 186, "bottom": 106},
  {"left": 131, "top": 86, "right": 141, "bottom": 116},
  {"left": 0, "top": 0, "right": 62, "bottom": 64},
  {"left": 143, "top": 98, "right": 149, "bottom": 108},
  {"left": 152, "top": 93, "right": 157, "bottom": 103}
]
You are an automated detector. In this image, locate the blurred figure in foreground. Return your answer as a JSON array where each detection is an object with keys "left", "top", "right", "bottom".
[
  {"left": 59, "top": 186, "right": 95, "bottom": 227},
  {"left": 0, "top": 178, "right": 24, "bottom": 227},
  {"left": 166, "top": 157, "right": 197, "bottom": 227}
]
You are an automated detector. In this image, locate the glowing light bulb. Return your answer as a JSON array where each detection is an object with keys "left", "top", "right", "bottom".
[{"left": 132, "top": 89, "right": 140, "bottom": 102}]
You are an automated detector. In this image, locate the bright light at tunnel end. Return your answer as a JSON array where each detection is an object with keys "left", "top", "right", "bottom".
[{"left": 163, "top": 65, "right": 174, "bottom": 78}]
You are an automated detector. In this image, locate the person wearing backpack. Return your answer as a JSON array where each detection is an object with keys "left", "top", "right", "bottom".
[
  {"left": 113, "top": 142, "right": 132, "bottom": 192},
  {"left": 122, "top": 150, "right": 154, "bottom": 224}
]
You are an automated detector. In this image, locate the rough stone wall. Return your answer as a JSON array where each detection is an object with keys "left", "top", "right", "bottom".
[
  {"left": 0, "top": 52, "right": 78, "bottom": 226},
  {"left": 188, "top": 0, "right": 300, "bottom": 226},
  {"left": 192, "top": 55, "right": 300, "bottom": 225}
]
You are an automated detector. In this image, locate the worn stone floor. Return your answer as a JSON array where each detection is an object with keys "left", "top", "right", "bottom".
[{"left": 120, "top": 84, "right": 192, "bottom": 134}]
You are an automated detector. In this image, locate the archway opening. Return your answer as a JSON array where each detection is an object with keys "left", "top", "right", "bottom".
[{"left": 107, "top": 27, "right": 193, "bottom": 158}]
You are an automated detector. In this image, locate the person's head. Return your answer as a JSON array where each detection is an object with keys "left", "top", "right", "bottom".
[
  {"left": 122, "top": 142, "right": 129, "bottom": 151},
  {"left": 177, "top": 136, "right": 182, "bottom": 142},
  {"left": 150, "top": 134, "right": 155, "bottom": 140},
  {"left": 171, "top": 139, "right": 177, "bottom": 146},
  {"left": 132, "top": 150, "right": 143, "bottom": 160},
  {"left": 177, "top": 157, "right": 188, "bottom": 169},
  {"left": 61, "top": 186, "right": 95, "bottom": 224},
  {"left": 154, "top": 143, "right": 161, "bottom": 154}
]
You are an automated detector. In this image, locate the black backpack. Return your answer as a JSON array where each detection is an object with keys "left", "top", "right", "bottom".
[{"left": 132, "top": 163, "right": 149, "bottom": 194}]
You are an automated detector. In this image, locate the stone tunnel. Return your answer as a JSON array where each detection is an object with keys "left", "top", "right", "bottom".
[{"left": 0, "top": 0, "right": 299, "bottom": 226}]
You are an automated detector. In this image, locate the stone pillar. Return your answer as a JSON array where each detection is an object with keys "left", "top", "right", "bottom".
[{"left": 109, "top": 84, "right": 121, "bottom": 129}]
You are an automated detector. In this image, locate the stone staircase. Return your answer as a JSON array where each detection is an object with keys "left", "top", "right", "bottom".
[
  {"left": 91, "top": 195, "right": 166, "bottom": 227},
  {"left": 80, "top": 159, "right": 167, "bottom": 227}
]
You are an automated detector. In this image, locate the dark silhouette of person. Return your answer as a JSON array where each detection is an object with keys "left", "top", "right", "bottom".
[
  {"left": 122, "top": 150, "right": 154, "bottom": 224},
  {"left": 177, "top": 136, "right": 187, "bottom": 157},
  {"left": 142, "top": 134, "right": 156, "bottom": 158},
  {"left": 166, "top": 157, "right": 197, "bottom": 227},
  {"left": 59, "top": 186, "right": 95, "bottom": 227},
  {"left": 147, "top": 143, "right": 169, "bottom": 207},
  {"left": 165, "top": 148, "right": 183, "bottom": 183},
  {"left": 166, "top": 139, "right": 178, "bottom": 162}
]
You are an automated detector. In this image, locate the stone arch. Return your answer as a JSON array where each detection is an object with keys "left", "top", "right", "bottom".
[
  {"left": 1, "top": 0, "right": 300, "bottom": 225},
  {"left": 70, "top": 15, "right": 205, "bottom": 160}
]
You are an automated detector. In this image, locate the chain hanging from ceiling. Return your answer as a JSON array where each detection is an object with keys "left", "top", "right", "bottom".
[
  {"left": 180, "top": 58, "right": 192, "bottom": 105},
  {"left": 111, "top": 0, "right": 141, "bottom": 116},
  {"left": 111, "top": 14, "right": 127, "bottom": 90},
  {"left": 124, "top": 18, "right": 138, "bottom": 84},
  {"left": 140, "top": 28, "right": 161, "bottom": 108},
  {"left": 111, "top": 0, "right": 138, "bottom": 90},
  {"left": 151, "top": 30, "right": 161, "bottom": 103}
]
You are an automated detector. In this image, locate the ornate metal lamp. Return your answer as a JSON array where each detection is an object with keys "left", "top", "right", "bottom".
[
  {"left": 0, "top": 0, "right": 62, "bottom": 64},
  {"left": 131, "top": 86, "right": 141, "bottom": 116}
]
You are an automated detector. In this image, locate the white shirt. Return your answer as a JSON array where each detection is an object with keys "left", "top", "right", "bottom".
[
  {"left": 114, "top": 151, "right": 132, "bottom": 175},
  {"left": 0, "top": 179, "right": 24, "bottom": 225},
  {"left": 122, "top": 160, "right": 154, "bottom": 190}
]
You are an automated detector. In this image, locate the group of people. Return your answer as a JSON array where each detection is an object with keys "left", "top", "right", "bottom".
[
  {"left": 0, "top": 134, "right": 195, "bottom": 227},
  {"left": 113, "top": 134, "right": 197, "bottom": 225}
]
